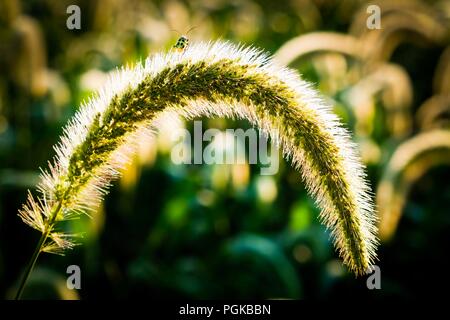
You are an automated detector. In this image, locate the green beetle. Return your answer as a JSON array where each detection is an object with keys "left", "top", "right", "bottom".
[
  {"left": 173, "top": 35, "right": 189, "bottom": 52},
  {"left": 172, "top": 27, "right": 196, "bottom": 53}
]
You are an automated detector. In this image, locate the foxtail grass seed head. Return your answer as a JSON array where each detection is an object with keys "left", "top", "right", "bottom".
[
  {"left": 378, "top": 129, "right": 450, "bottom": 240},
  {"left": 18, "top": 41, "right": 378, "bottom": 276}
]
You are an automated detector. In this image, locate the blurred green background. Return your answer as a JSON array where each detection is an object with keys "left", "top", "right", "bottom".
[{"left": 1, "top": 0, "right": 450, "bottom": 299}]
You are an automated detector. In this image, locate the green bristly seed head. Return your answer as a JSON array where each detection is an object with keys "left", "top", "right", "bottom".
[{"left": 18, "top": 41, "right": 378, "bottom": 276}]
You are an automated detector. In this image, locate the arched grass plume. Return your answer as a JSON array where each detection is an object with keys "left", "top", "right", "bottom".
[
  {"left": 378, "top": 130, "right": 450, "bottom": 240},
  {"left": 16, "top": 41, "right": 378, "bottom": 298}
]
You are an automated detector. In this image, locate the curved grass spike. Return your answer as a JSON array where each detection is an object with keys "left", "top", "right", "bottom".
[
  {"left": 274, "top": 32, "right": 363, "bottom": 66},
  {"left": 16, "top": 41, "right": 377, "bottom": 298},
  {"left": 416, "top": 95, "right": 450, "bottom": 131},
  {"left": 349, "top": 0, "right": 447, "bottom": 65},
  {"left": 378, "top": 130, "right": 450, "bottom": 240}
]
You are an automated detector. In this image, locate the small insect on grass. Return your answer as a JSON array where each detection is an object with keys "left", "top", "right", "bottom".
[
  {"left": 173, "top": 36, "right": 189, "bottom": 52},
  {"left": 172, "top": 27, "right": 197, "bottom": 53}
]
